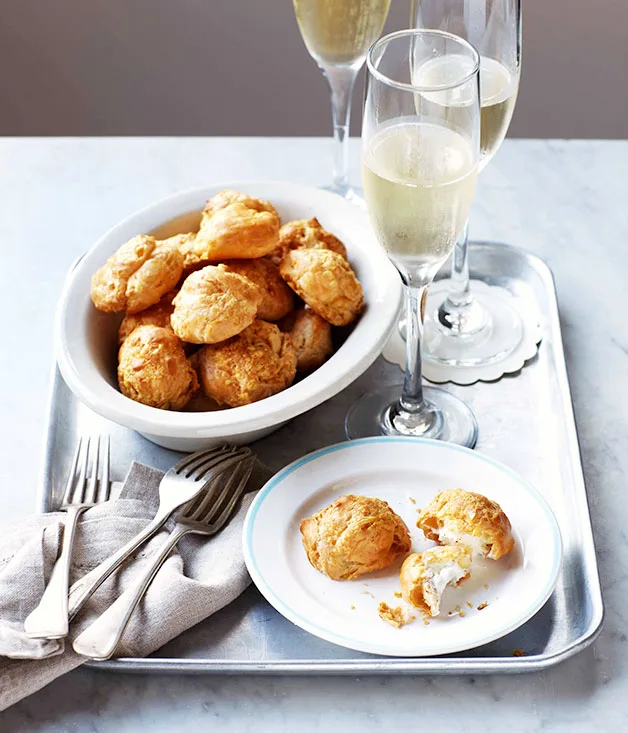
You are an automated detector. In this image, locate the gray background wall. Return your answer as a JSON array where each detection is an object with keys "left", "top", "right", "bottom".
[{"left": 0, "top": 0, "right": 626, "bottom": 138}]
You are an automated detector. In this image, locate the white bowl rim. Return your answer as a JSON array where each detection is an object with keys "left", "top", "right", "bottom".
[{"left": 55, "top": 180, "right": 402, "bottom": 439}]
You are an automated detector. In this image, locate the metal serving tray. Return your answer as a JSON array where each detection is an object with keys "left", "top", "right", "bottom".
[{"left": 37, "top": 242, "right": 603, "bottom": 675}]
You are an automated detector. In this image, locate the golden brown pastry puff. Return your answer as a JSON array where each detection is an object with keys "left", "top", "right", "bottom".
[
  {"left": 91, "top": 235, "right": 184, "bottom": 314},
  {"left": 160, "top": 231, "right": 197, "bottom": 250},
  {"left": 118, "top": 290, "right": 177, "bottom": 345},
  {"left": 197, "top": 320, "right": 297, "bottom": 407},
  {"left": 171, "top": 265, "right": 261, "bottom": 344},
  {"left": 417, "top": 489, "right": 515, "bottom": 560},
  {"left": 281, "top": 308, "right": 333, "bottom": 372},
  {"left": 268, "top": 217, "right": 348, "bottom": 265},
  {"left": 222, "top": 258, "right": 294, "bottom": 322},
  {"left": 200, "top": 190, "right": 279, "bottom": 224},
  {"left": 279, "top": 248, "right": 364, "bottom": 326},
  {"left": 400, "top": 545, "right": 472, "bottom": 617},
  {"left": 161, "top": 232, "right": 197, "bottom": 269},
  {"left": 181, "top": 191, "right": 280, "bottom": 266},
  {"left": 299, "top": 494, "right": 411, "bottom": 581},
  {"left": 117, "top": 325, "right": 198, "bottom": 410}
]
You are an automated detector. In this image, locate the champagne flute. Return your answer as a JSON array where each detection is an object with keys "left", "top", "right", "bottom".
[
  {"left": 293, "top": 0, "right": 391, "bottom": 201},
  {"left": 346, "top": 29, "right": 480, "bottom": 446},
  {"left": 412, "top": 0, "right": 523, "bottom": 368}
]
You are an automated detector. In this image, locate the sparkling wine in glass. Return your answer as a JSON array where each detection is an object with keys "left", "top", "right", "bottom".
[
  {"left": 410, "top": 0, "right": 523, "bottom": 368},
  {"left": 346, "top": 29, "right": 480, "bottom": 446},
  {"left": 293, "top": 0, "right": 391, "bottom": 201},
  {"left": 479, "top": 57, "right": 519, "bottom": 162}
]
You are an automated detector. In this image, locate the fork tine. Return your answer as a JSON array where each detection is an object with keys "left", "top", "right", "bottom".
[
  {"left": 192, "top": 451, "right": 248, "bottom": 485},
  {"left": 84, "top": 435, "right": 100, "bottom": 504},
  {"left": 199, "top": 455, "right": 255, "bottom": 526},
  {"left": 184, "top": 450, "right": 233, "bottom": 480},
  {"left": 61, "top": 438, "right": 83, "bottom": 506},
  {"left": 99, "top": 435, "right": 111, "bottom": 502},
  {"left": 207, "top": 456, "right": 256, "bottom": 532},
  {"left": 180, "top": 472, "right": 222, "bottom": 519},
  {"left": 188, "top": 447, "right": 251, "bottom": 482},
  {"left": 184, "top": 445, "right": 243, "bottom": 479},
  {"left": 187, "top": 462, "right": 242, "bottom": 521},
  {"left": 73, "top": 436, "right": 91, "bottom": 504},
  {"left": 179, "top": 452, "right": 253, "bottom": 521},
  {"left": 173, "top": 444, "right": 229, "bottom": 476}
]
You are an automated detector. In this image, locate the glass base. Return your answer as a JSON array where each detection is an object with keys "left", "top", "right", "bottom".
[
  {"left": 422, "top": 280, "right": 523, "bottom": 368},
  {"left": 345, "top": 384, "right": 478, "bottom": 448},
  {"left": 321, "top": 184, "right": 366, "bottom": 209}
]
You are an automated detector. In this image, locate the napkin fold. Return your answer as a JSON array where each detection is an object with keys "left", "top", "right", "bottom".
[{"left": 0, "top": 460, "right": 268, "bottom": 711}]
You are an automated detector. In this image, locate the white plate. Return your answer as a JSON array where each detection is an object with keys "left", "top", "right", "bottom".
[{"left": 243, "top": 437, "right": 562, "bottom": 657}]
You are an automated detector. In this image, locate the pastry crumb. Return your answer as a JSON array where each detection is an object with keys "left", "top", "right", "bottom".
[
  {"left": 350, "top": 605, "right": 356, "bottom": 610},
  {"left": 484, "top": 583, "right": 489, "bottom": 590},
  {"left": 466, "top": 601, "right": 473, "bottom": 609},
  {"left": 360, "top": 590, "right": 375, "bottom": 598},
  {"left": 378, "top": 602, "right": 412, "bottom": 628},
  {"left": 423, "top": 619, "right": 430, "bottom": 626},
  {"left": 409, "top": 497, "right": 416, "bottom": 504},
  {"left": 459, "top": 611, "right": 465, "bottom": 617},
  {"left": 477, "top": 601, "right": 489, "bottom": 611},
  {"left": 394, "top": 591, "right": 402, "bottom": 598},
  {"left": 513, "top": 649, "right": 525, "bottom": 657}
]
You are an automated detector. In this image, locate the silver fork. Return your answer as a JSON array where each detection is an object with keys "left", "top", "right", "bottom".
[
  {"left": 67, "top": 443, "right": 252, "bottom": 623},
  {"left": 72, "top": 453, "right": 256, "bottom": 660},
  {"left": 25, "top": 435, "right": 112, "bottom": 639}
]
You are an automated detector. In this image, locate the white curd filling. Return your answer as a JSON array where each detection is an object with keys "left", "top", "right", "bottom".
[
  {"left": 424, "top": 561, "right": 467, "bottom": 615},
  {"left": 430, "top": 562, "right": 467, "bottom": 596},
  {"left": 437, "top": 526, "right": 487, "bottom": 557}
]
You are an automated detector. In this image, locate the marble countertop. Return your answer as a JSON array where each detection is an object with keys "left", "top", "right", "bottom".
[{"left": 0, "top": 137, "right": 626, "bottom": 730}]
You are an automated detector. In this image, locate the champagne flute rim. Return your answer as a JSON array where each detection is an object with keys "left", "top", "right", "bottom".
[{"left": 366, "top": 28, "right": 480, "bottom": 94}]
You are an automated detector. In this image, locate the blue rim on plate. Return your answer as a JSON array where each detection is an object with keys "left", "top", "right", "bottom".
[{"left": 242, "top": 437, "right": 563, "bottom": 657}]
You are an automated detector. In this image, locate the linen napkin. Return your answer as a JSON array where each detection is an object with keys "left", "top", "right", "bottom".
[{"left": 0, "top": 459, "right": 270, "bottom": 711}]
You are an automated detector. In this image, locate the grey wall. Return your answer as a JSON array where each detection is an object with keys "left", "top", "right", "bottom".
[{"left": 0, "top": 0, "right": 626, "bottom": 138}]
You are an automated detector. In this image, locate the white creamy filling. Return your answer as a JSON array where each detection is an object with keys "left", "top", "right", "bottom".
[
  {"left": 437, "top": 526, "right": 487, "bottom": 557},
  {"left": 429, "top": 561, "right": 467, "bottom": 597}
]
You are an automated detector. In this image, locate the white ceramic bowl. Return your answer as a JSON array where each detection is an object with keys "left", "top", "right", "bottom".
[{"left": 56, "top": 181, "right": 402, "bottom": 451}]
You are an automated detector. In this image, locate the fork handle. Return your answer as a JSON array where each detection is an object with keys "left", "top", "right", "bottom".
[
  {"left": 67, "top": 510, "right": 170, "bottom": 621},
  {"left": 72, "top": 525, "right": 191, "bottom": 660},
  {"left": 24, "top": 505, "right": 87, "bottom": 639}
]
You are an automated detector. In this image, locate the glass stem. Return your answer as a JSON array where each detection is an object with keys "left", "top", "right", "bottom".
[
  {"left": 446, "top": 219, "right": 473, "bottom": 309},
  {"left": 438, "top": 219, "right": 488, "bottom": 336},
  {"left": 322, "top": 64, "right": 358, "bottom": 196},
  {"left": 400, "top": 284, "right": 427, "bottom": 413}
]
